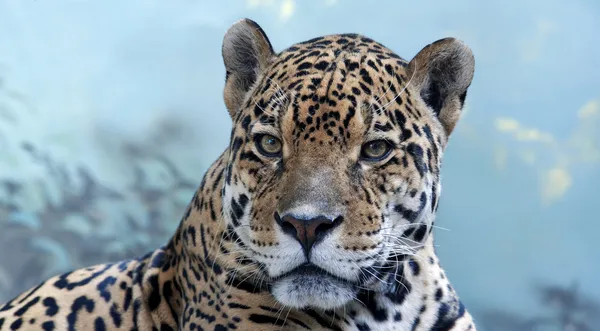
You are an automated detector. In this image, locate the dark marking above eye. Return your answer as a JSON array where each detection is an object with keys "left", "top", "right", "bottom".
[
  {"left": 374, "top": 122, "right": 393, "bottom": 132},
  {"left": 253, "top": 99, "right": 268, "bottom": 117},
  {"left": 401, "top": 128, "right": 413, "bottom": 141},
  {"left": 394, "top": 109, "right": 406, "bottom": 127},
  {"left": 241, "top": 115, "right": 251, "bottom": 130}
]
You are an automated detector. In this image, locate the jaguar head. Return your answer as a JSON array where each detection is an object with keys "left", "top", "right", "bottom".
[{"left": 219, "top": 19, "right": 474, "bottom": 309}]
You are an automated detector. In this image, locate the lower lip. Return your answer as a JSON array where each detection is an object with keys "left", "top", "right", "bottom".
[
  {"left": 275, "top": 264, "right": 356, "bottom": 286},
  {"left": 293, "top": 264, "right": 325, "bottom": 275}
]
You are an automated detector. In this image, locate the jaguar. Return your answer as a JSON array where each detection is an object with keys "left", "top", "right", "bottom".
[{"left": 0, "top": 18, "right": 476, "bottom": 331}]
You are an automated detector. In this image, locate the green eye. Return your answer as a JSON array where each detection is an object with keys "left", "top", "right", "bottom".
[
  {"left": 361, "top": 140, "right": 392, "bottom": 161},
  {"left": 256, "top": 134, "right": 283, "bottom": 157}
]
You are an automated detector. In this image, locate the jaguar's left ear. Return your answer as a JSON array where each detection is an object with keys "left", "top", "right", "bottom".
[
  {"left": 222, "top": 18, "right": 275, "bottom": 118},
  {"left": 407, "top": 38, "right": 475, "bottom": 136}
]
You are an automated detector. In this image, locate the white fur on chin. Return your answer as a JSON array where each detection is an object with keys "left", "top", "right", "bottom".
[{"left": 271, "top": 274, "right": 356, "bottom": 309}]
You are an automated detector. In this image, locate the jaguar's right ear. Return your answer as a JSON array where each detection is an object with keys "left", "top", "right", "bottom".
[{"left": 222, "top": 18, "right": 275, "bottom": 118}]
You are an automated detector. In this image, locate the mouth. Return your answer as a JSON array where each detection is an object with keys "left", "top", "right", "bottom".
[
  {"left": 272, "top": 263, "right": 354, "bottom": 284},
  {"left": 270, "top": 263, "right": 359, "bottom": 309}
]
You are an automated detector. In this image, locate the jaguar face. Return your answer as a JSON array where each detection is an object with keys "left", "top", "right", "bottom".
[{"left": 220, "top": 19, "right": 474, "bottom": 309}]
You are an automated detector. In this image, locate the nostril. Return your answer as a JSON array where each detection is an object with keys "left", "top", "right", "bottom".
[
  {"left": 281, "top": 221, "right": 298, "bottom": 237},
  {"left": 275, "top": 212, "right": 298, "bottom": 237},
  {"left": 333, "top": 216, "right": 344, "bottom": 226},
  {"left": 314, "top": 223, "right": 333, "bottom": 236},
  {"left": 274, "top": 212, "right": 282, "bottom": 225},
  {"left": 314, "top": 216, "right": 343, "bottom": 237}
]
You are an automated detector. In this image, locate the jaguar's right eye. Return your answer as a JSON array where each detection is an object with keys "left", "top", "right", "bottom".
[
  {"left": 255, "top": 134, "right": 283, "bottom": 157},
  {"left": 360, "top": 139, "right": 392, "bottom": 161}
]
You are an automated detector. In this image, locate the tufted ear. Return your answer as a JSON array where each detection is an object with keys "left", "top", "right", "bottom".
[
  {"left": 407, "top": 38, "right": 475, "bottom": 136},
  {"left": 222, "top": 18, "right": 275, "bottom": 118}
]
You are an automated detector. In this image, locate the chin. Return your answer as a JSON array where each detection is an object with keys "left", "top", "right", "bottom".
[{"left": 270, "top": 265, "right": 357, "bottom": 309}]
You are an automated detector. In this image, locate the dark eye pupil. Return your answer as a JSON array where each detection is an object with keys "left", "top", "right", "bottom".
[
  {"left": 368, "top": 142, "right": 384, "bottom": 154},
  {"left": 371, "top": 142, "right": 383, "bottom": 150}
]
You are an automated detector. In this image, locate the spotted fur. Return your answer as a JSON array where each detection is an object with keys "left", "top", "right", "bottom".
[{"left": 0, "top": 19, "right": 476, "bottom": 330}]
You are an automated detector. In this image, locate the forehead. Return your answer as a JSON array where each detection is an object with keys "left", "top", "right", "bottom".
[{"left": 242, "top": 34, "right": 422, "bottom": 142}]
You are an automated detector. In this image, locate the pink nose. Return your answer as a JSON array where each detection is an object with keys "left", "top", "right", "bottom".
[{"left": 276, "top": 214, "right": 343, "bottom": 254}]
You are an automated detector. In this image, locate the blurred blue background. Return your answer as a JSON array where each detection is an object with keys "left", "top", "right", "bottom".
[{"left": 1, "top": 1, "right": 598, "bottom": 329}]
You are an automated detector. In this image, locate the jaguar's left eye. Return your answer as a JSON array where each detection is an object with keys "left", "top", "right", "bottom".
[
  {"left": 256, "top": 134, "right": 283, "bottom": 157},
  {"left": 360, "top": 140, "right": 392, "bottom": 161}
]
